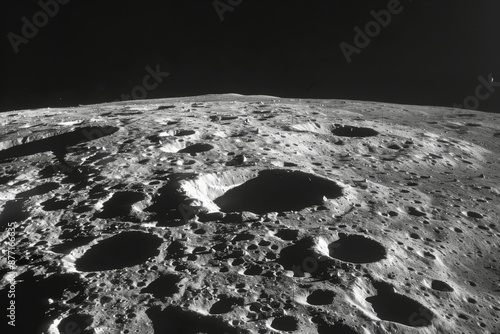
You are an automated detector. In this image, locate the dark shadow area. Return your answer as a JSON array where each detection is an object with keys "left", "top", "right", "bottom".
[
  {"left": 0, "top": 271, "right": 86, "bottom": 334},
  {"left": 214, "top": 169, "right": 343, "bottom": 214},
  {"left": 57, "top": 314, "right": 94, "bottom": 334},
  {"left": 307, "top": 289, "right": 335, "bottom": 305},
  {"left": 0, "top": 174, "right": 17, "bottom": 185},
  {"left": 317, "top": 322, "right": 359, "bottom": 334},
  {"left": 15, "top": 182, "right": 60, "bottom": 198},
  {"left": 431, "top": 280, "right": 454, "bottom": 292},
  {"left": 178, "top": 143, "right": 214, "bottom": 154},
  {"left": 408, "top": 207, "right": 427, "bottom": 217},
  {"left": 75, "top": 231, "right": 163, "bottom": 271},
  {"left": 146, "top": 305, "right": 239, "bottom": 334},
  {"left": 271, "top": 316, "right": 299, "bottom": 332},
  {"left": 331, "top": 125, "right": 379, "bottom": 138},
  {"left": 278, "top": 237, "right": 330, "bottom": 278},
  {"left": 243, "top": 264, "right": 263, "bottom": 276},
  {"left": 145, "top": 173, "right": 198, "bottom": 226},
  {"left": 140, "top": 274, "right": 182, "bottom": 298},
  {"left": 41, "top": 198, "right": 73, "bottom": 211},
  {"left": 94, "top": 191, "right": 145, "bottom": 219},
  {"left": 312, "top": 316, "right": 360, "bottom": 334},
  {"left": 276, "top": 229, "right": 299, "bottom": 241},
  {"left": 175, "top": 130, "right": 196, "bottom": 136},
  {"left": 51, "top": 236, "right": 97, "bottom": 255},
  {"left": 329, "top": 234, "right": 386, "bottom": 264},
  {"left": 0, "top": 200, "right": 29, "bottom": 232},
  {"left": 366, "top": 281, "right": 433, "bottom": 327},
  {"left": 0, "top": 126, "right": 119, "bottom": 161},
  {"left": 209, "top": 296, "right": 244, "bottom": 314}
]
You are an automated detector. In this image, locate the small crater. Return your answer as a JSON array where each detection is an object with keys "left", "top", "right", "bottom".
[
  {"left": 178, "top": 143, "right": 214, "bottom": 154},
  {"left": 214, "top": 169, "right": 343, "bottom": 214},
  {"left": 75, "top": 231, "right": 163, "bottom": 271},
  {"left": 57, "top": 314, "right": 93, "bottom": 334},
  {"left": 466, "top": 211, "right": 484, "bottom": 219},
  {"left": 307, "top": 290, "right": 335, "bottom": 305},
  {"left": 329, "top": 234, "right": 386, "bottom": 264},
  {"left": 431, "top": 280, "right": 454, "bottom": 292},
  {"left": 175, "top": 130, "right": 196, "bottom": 136},
  {"left": 271, "top": 315, "right": 299, "bottom": 332},
  {"left": 408, "top": 207, "right": 427, "bottom": 217},
  {"left": 140, "top": 274, "right": 181, "bottom": 298},
  {"left": 233, "top": 233, "right": 256, "bottom": 242},
  {"left": 387, "top": 144, "right": 401, "bottom": 150},
  {"left": 157, "top": 105, "right": 175, "bottom": 110},
  {"left": 332, "top": 125, "right": 379, "bottom": 138}
]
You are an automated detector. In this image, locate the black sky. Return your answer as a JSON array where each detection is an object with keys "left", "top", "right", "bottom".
[{"left": 2, "top": 0, "right": 499, "bottom": 112}]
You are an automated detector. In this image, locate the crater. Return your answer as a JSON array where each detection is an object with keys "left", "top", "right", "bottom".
[
  {"left": 178, "top": 143, "right": 214, "bottom": 154},
  {"left": 307, "top": 290, "right": 335, "bottom": 305},
  {"left": 271, "top": 315, "right": 299, "bottom": 332},
  {"left": 366, "top": 288, "right": 433, "bottom": 327},
  {"left": 331, "top": 125, "right": 379, "bottom": 138},
  {"left": 329, "top": 234, "right": 386, "bottom": 264},
  {"left": 175, "top": 130, "right": 196, "bottom": 136},
  {"left": 209, "top": 296, "right": 244, "bottom": 314},
  {"left": 214, "top": 169, "right": 343, "bottom": 214},
  {"left": 0, "top": 126, "right": 118, "bottom": 161},
  {"left": 146, "top": 305, "right": 238, "bottom": 334},
  {"left": 431, "top": 279, "right": 454, "bottom": 292},
  {"left": 75, "top": 231, "right": 163, "bottom": 271}
]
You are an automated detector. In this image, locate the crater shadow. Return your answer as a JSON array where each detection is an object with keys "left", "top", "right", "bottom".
[
  {"left": 146, "top": 305, "right": 239, "bottom": 334},
  {"left": 75, "top": 231, "right": 163, "bottom": 271},
  {"left": 94, "top": 191, "right": 145, "bottom": 219},
  {"left": 329, "top": 234, "right": 386, "bottom": 264},
  {"left": 214, "top": 169, "right": 343, "bottom": 214},
  {"left": 140, "top": 274, "right": 182, "bottom": 298},
  {"left": 332, "top": 125, "right": 379, "bottom": 138},
  {"left": 0, "top": 126, "right": 119, "bottom": 161}
]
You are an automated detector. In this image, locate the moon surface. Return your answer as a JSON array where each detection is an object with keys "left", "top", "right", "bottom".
[{"left": 1, "top": 94, "right": 499, "bottom": 333}]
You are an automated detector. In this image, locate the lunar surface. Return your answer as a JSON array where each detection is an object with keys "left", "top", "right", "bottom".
[{"left": 1, "top": 94, "right": 499, "bottom": 334}]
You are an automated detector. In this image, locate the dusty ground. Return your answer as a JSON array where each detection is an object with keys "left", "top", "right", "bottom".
[{"left": 0, "top": 94, "right": 499, "bottom": 334}]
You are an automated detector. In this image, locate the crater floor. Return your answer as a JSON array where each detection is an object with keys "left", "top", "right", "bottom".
[{"left": 1, "top": 94, "right": 499, "bottom": 334}]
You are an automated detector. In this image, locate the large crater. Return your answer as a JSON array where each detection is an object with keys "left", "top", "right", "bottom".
[{"left": 213, "top": 169, "right": 343, "bottom": 214}]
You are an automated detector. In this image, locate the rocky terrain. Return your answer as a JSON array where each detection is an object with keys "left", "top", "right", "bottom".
[{"left": 0, "top": 94, "right": 499, "bottom": 333}]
